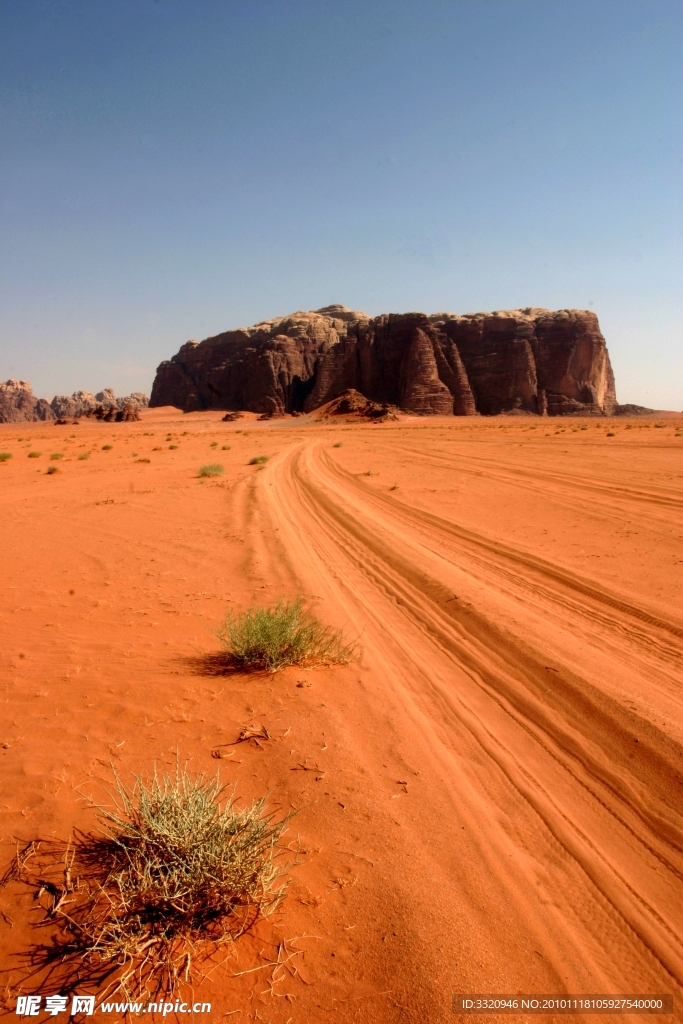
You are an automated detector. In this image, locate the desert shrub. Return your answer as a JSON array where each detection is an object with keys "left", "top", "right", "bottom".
[
  {"left": 0, "top": 452, "right": 12, "bottom": 462},
  {"left": 28, "top": 451, "right": 41, "bottom": 458},
  {"left": 332, "top": 442, "right": 342, "bottom": 448},
  {"left": 198, "top": 464, "right": 223, "bottom": 477},
  {"left": 78, "top": 452, "right": 90, "bottom": 460},
  {"left": 221, "top": 445, "right": 231, "bottom": 450},
  {"left": 169, "top": 445, "right": 178, "bottom": 450},
  {"left": 50, "top": 452, "right": 64, "bottom": 460},
  {"left": 46, "top": 465, "right": 58, "bottom": 475},
  {"left": 217, "top": 598, "right": 353, "bottom": 672},
  {"left": 12, "top": 765, "right": 288, "bottom": 1000},
  {"left": 102, "top": 444, "right": 113, "bottom": 451},
  {"left": 210, "top": 441, "right": 218, "bottom": 447},
  {"left": 248, "top": 455, "right": 268, "bottom": 465}
]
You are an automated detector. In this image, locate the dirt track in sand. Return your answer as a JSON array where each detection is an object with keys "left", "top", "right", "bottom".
[{"left": 0, "top": 410, "right": 682, "bottom": 1022}]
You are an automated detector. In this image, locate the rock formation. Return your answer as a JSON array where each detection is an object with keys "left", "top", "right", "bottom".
[
  {"left": 151, "top": 305, "right": 617, "bottom": 418},
  {"left": 51, "top": 390, "right": 98, "bottom": 419},
  {"left": 120, "top": 392, "right": 149, "bottom": 410},
  {"left": 0, "top": 381, "right": 150, "bottom": 424},
  {"left": 51, "top": 389, "right": 149, "bottom": 418},
  {"left": 317, "top": 389, "right": 399, "bottom": 422},
  {"left": 0, "top": 380, "right": 55, "bottom": 423},
  {"left": 81, "top": 401, "right": 141, "bottom": 422}
]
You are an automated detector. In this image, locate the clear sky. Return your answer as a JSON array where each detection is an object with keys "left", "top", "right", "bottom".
[{"left": 1, "top": 0, "right": 681, "bottom": 408}]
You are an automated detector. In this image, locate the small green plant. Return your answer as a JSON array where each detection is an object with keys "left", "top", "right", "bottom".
[
  {"left": 46, "top": 465, "right": 58, "bottom": 475},
  {"left": 0, "top": 452, "right": 12, "bottom": 462},
  {"left": 248, "top": 455, "right": 268, "bottom": 465},
  {"left": 13, "top": 764, "right": 288, "bottom": 1000},
  {"left": 28, "top": 451, "right": 41, "bottom": 458},
  {"left": 217, "top": 598, "right": 354, "bottom": 672},
  {"left": 50, "top": 452, "right": 64, "bottom": 460},
  {"left": 198, "top": 464, "right": 224, "bottom": 477},
  {"left": 102, "top": 444, "right": 113, "bottom": 451},
  {"left": 78, "top": 452, "right": 90, "bottom": 460}
]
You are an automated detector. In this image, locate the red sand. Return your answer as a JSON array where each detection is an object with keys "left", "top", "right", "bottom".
[{"left": 1, "top": 409, "right": 682, "bottom": 1022}]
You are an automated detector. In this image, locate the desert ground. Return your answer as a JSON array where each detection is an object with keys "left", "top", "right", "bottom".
[{"left": 1, "top": 409, "right": 682, "bottom": 1022}]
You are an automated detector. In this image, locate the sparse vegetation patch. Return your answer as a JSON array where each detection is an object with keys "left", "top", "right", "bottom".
[
  {"left": 217, "top": 598, "right": 354, "bottom": 672},
  {"left": 0, "top": 452, "right": 12, "bottom": 462},
  {"left": 248, "top": 455, "right": 268, "bottom": 465},
  {"left": 198, "top": 464, "right": 224, "bottom": 477},
  {"left": 28, "top": 451, "right": 41, "bottom": 458},
  {"left": 7, "top": 765, "right": 288, "bottom": 1000}
]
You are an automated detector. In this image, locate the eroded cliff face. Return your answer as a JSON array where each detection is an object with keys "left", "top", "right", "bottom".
[
  {"left": 150, "top": 304, "right": 617, "bottom": 417},
  {"left": 0, "top": 380, "right": 55, "bottom": 424}
]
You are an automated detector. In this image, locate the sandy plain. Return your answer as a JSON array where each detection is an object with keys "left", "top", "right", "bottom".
[{"left": 0, "top": 408, "right": 682, "bottom": 1023}]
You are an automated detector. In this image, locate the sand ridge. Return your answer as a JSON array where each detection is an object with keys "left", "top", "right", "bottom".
[{"left": 0, "top": 410, "right": 681, "bottom": 1021}]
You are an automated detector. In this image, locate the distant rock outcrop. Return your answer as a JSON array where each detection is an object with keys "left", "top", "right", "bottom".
[
  {"left": 151, "top": 304, "right": 617, "bottom": 417},
  {"left": 0, "top": 380, "right": 55, "bottom": 423},
  {"left": 0, "top": 381, "right": 150, "bottom": 424},
  {"left": 613, "top": 404, "right": 658, "bottom": 416},
  {"left": 50, "top": 389, "right": 149, "bottom": 419},
  {"left": 81, "top": 401, "right": 141, "bottom": 422},
  {"left": 51, "top": 391, "right": 98, "bottom": 419}
]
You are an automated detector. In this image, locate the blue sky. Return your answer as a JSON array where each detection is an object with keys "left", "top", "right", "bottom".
[{"left": 1, "top": 0, "right": 681, "bottom": 407}]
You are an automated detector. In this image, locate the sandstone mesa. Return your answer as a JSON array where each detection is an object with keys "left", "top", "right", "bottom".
[{"left": 150, "top": 304, "right": 618, "bottom": 418}]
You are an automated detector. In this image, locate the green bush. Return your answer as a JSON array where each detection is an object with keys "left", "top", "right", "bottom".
[
  {"left": 217, "top": 598, "right": 354, "bottom": 672},
  {"left": 198, "top": 464, "right": 224, "bottom": 477},
  {"left": 15, "top": 765, "right": 288, "bottom": 1000},
  {"left": 46, "top": 465, "right": 58, "bottom": 475},
  {"left": 78, "top": 452, "right": 90, "bottom": 460},
  {"left": 50, "top": 452, "right": 64, "bottom": 460},
  {"left": 0, "top": 452, "right": 12, "bottom": 462},
  {"left": 28, "top": 451, "right": 41, "bottom": 458},
  {"left": 248, "top": 455, "right": 268, "bottom": 465}
]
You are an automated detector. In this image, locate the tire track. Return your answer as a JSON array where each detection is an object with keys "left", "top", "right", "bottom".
[{"left": 253, "top": 439, "right": 683, "bottom": 995}]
